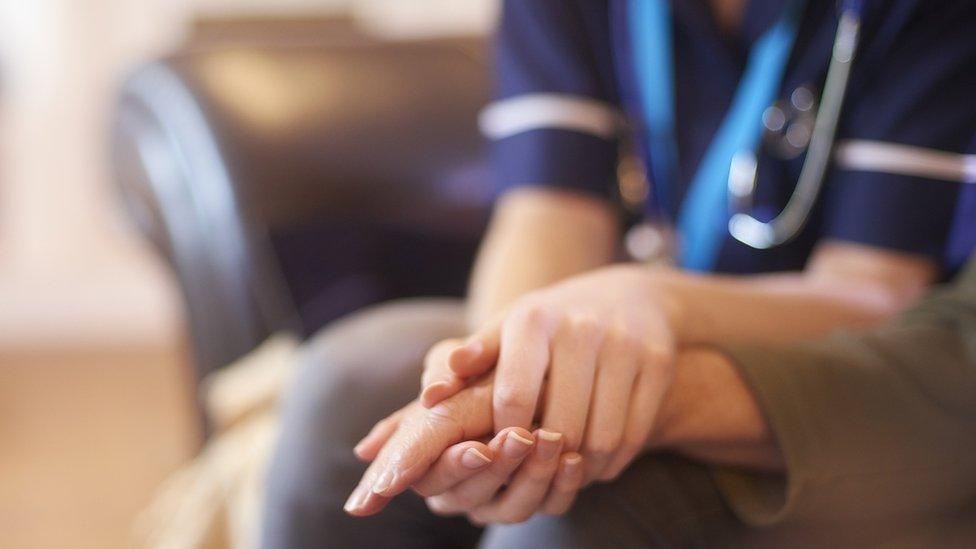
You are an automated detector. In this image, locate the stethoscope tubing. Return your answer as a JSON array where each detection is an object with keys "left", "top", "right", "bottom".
[{"left": 728, "top": 0, "right": 865, "bottom": 249}]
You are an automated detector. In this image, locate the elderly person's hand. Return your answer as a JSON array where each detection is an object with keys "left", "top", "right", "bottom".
[{"left": 344, "top": 371, "right": 587, "bottom": 522}]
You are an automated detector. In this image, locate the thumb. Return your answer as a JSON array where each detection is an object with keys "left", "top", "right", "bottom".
[
  {"left": 420, "top": 338, "right": 467, "bottom": 408},
  {"left": 420, "top": 317, "right": 503, "bottom": 409},
  {"left": 449, "top": 317, "right": 502, "bottom": 378}
]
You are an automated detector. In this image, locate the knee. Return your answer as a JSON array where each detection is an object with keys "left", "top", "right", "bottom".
[{"left": 264, "top": 299, "right": 466, "bottom": 530}]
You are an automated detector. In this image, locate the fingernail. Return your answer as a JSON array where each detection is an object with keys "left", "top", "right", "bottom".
[
  {"left": 343, "top": 485, "right": 366, "bottom": 513},
  {"left": 371, "top": 469, "right": 395, "bottom": 495},
  {"left": 502, "top": 431, "right": 534, "bottom": 458},
  {"left": 562, "top": 454, "right": 583, "bottom": 474},
  {"left": 538, "top": 430, "right": 562, "bottom": 442},
  {"left": 460, "top": 447, "right": 492, "bottom": 469},
  {"left": 536, "top": 430, "right": 562, "bottom": 460}
]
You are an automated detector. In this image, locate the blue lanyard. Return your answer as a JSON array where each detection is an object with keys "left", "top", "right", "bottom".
[{"left": 629, "top": 0, "right": 806, "bottom": 271}]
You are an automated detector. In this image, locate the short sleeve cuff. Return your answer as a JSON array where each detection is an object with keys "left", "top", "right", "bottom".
[
  {"left": 823, "top": 170, "right": 963, "bottom": 262},
  {"left": 490, "top": 128, "right": 619, "bottom": 198}
]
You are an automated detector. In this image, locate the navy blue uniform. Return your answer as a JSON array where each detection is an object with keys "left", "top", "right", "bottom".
[{"left": 481, "top": 0, "right": 976, "bottom": 275}]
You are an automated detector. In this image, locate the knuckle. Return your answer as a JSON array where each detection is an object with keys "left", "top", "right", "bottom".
[
  {"left": 641, "top": 342, "right": 675, "bottom": 365},
  {"left": 511, "top": 510, "right": 534, "bottom": 524},
  {"left": 450, "top": 493, "right": 476, "bottom": 510},
  {"left": 603, "top": 320, "right": 629, "bottom": 342},
  {"left": 512, "top": 302, "right": 550, "bottom": 330},
  {"left": 423, "top": 403, "right": 464, "bottom": 438},
  {"left": 494, "top": 386, "right": 534, "bottom": 412},
  {"left": 618, "top": 437, "right": 643, "bottom": 458},
  {"left": 441, "top": 490, "right": 476, "bottom": 511},
  {"left": 624, "top": 430, "right": 647, "bottom": 448},
  {"left": 566, "top": 313, "right": 603, "bottom": 340},
  {"left": 426, "top": 496, "right": 459, "bottom": 516},
  {"left": 426, "top": 400, "right": 461, "bottom": 425},
  {"left": 610, "top": 329, "right": 643, "bottom": 355},
  {"left": 598, "top": 467, "right": 623, "bottom": 482},
  {"left": 583, "top": 448, "right": 612, "bottom": 465},
  {"left": 498, "top": 509, "right": 532, "bottom": 524},
  {"left": 582, "top": 439, "right": 618, "bottom": 461},
  {"left": 466, "top": 511, "right": 489, "bottom": 527},
  {"left": 526, "top": 465, "right": 555, "bottom": 484},
  {"left": 413, "top": 484, "right": 435, "bottom": 498}
]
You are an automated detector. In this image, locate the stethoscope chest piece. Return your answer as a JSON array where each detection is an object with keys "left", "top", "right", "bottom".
[{"left": 762, "top": 85, "right": 818, "bottom": 160}]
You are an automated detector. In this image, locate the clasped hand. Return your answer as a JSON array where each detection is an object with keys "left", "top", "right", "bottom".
[{"left": 344, "top": 265, "right": 680, "bottom": 523}]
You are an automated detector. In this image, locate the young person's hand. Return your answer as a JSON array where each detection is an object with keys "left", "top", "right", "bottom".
[{"left": 421, "top": 264, "right": 681, "bottom": 482}]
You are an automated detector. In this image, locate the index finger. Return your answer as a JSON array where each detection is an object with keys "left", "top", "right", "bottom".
[
  {"left": 412, "top": 440, "right": 495, "bottom": 498},
  {"left": 420, "top": 339, "right": 466, "bottom": 408},
  {"left": 424, "top": 321, "right": 503, "bottom": 408},
  {"left": 493, "top": 306, "right": 554, "bottom": 433}
]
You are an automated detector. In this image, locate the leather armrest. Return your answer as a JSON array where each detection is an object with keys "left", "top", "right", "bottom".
[{"left": 111, "top": 28, "right": 492, "bottom": 389}]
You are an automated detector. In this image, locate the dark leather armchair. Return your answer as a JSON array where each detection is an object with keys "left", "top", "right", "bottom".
[{"left": 111, "top": 22, "right": 494, "bottom": 407}]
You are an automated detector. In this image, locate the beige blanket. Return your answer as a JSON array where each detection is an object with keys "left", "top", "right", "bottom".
[{"left": 136, "top": 334, "right": 299, "bottom": 549}]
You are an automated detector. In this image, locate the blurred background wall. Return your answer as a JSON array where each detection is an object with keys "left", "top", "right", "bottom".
[{"left": 0, "top": 1, "right": 494, "bottom": 548}]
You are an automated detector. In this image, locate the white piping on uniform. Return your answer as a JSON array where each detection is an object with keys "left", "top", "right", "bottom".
[
  {"left": 834, "top": 139, "right": 976, "bottom": 184},
  {"left": 478, "top": 93, "right": 625, "bottom": 140}
]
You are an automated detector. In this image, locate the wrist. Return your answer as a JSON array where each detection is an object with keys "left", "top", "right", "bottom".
[
  {"left": 646, "top": 348, "right": 783, "bottom": 469},
  {"left": 631, "top": 264, "right": 691, "bottom": 344}
]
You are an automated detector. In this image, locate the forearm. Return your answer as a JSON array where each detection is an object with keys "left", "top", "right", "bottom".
[
  {"left": 655, "top": 243, "right": 937, "bottom": 346},
  {"left": 466, "top": 187, "right": 620, "bottom": 330},
  {"left": 660, "top": 270, "right": 894, "bottom": 345},
  {"left": 652, "top": 348, "right": 783, "bottom": 470},
  {"left": 655, "top": 263, "right": 976, "bottom": 524}
]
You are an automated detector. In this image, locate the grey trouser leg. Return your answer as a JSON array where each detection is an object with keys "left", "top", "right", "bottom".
[
  {"left": 262, "top": 298, "right": 747, "bottom": 548},
  {"left": 261, "top": 299, "right": 482, "bottom": 549},
  {"left": 479, "top": 453, "right": 746, "bottom": 549}
]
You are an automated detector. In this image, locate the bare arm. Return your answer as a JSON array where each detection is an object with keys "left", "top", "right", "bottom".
[
  {"left": 439, "top": 244, "right": 938, "bottom": 434},
  {"left": 660, "top": 241, "right": 938, "bottom": 346},
  {"left": 466, "top": 187, "right": 620, "bottom": 330}
]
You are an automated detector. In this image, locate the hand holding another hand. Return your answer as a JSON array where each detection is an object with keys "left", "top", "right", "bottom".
[
  {"left": 347, "top": 265, "right": 683, "bottom": 522},
  {"left": 344, "top": 374, "right": 585, "bottom": 523},
  {"left": 424, "top": 265, "right": 681, "bottom": 482}
]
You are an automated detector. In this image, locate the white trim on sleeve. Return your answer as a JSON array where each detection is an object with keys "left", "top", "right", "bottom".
[
  {"left": 834, "top": 139, "right": 976, "bottom": 184},
  {"left": 478, "top": 93, "right": 625, "bottom": 140}
]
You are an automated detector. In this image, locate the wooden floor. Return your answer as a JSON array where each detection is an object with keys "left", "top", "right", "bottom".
[{"left": 0, "top": 346, "right": 200, "bottom": 549}]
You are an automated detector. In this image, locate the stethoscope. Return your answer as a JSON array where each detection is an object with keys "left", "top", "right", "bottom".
[
  {"left": 728, "top": 0, "right": 865, "bottom": 250},
  {"left": 627, "top": 0, "right": 866, "bottom": 268}
]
